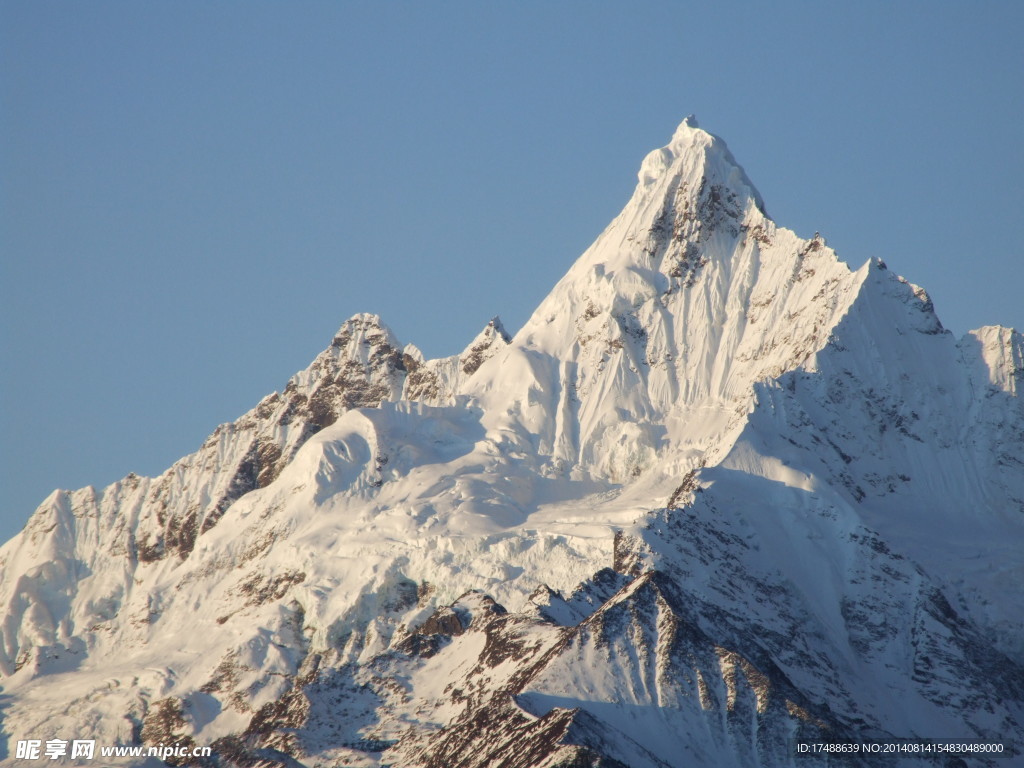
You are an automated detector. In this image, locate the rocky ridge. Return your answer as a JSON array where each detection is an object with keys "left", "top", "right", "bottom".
[{"left": 0, "top": 118, "right": 1021, "bottom": 767}]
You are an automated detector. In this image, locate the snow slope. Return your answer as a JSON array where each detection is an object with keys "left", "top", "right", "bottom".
[{"left": 1, "top": 117, "right": 1021, "bottom": 767}]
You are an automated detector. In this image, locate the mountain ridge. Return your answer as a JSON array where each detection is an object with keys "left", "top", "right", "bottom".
[{"left": 1, "top": 118, "right": 1021, "bottom": 767}]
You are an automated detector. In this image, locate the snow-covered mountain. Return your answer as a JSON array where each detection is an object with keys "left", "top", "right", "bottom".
[{"left": 2, "top": 117, "right": 1022, "bottom": 767}]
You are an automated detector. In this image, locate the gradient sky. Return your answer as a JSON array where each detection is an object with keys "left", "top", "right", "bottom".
[{"left": 2, "top": 1, "right": 1022, "bottom": 543}]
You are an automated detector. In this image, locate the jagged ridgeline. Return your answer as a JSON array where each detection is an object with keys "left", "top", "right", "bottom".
[{"left": 2, "top": 118, "right": 1022, "bottom": 767}]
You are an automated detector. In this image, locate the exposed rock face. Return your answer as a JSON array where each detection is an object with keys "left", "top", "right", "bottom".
[
  {"left": 403, "top": 316, "right": 511, "bottom": 404},
  {"left": 460, "top": 317, "right": 512, "bottom": 376},
  {"left": 1, "top": 118, "right": 1022, "bottom": 767},
  {"left": 0, "top": 310, "right": 515, "bottom": 678}
]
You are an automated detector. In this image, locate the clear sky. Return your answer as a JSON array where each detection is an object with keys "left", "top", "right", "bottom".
[{"left": 2, "top": 1, "right": 1022, "bottom": 543}]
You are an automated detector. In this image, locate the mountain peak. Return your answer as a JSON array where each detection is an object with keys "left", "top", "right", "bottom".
[
  {"left": 520, "top": 118, "right": 776, "bottom": 350},
  {"left": 637, "top": 117, "right": 765, "bottom": 217},
  {"left": 460, "top": 316, "right": 511, "bottom": 376},
  {"left": 329, "top": 312, "right": 396, "bottom": 348},
  {"left": 3, "top": 119, "right": 1022, "bottom": 766},
  {"left": 666, "top": 112, "right": 702, "bottom": 150}
]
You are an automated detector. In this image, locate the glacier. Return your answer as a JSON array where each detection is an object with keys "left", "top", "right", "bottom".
[{"left": 1, "top": 116, "right": 1021, "bottom": 767}]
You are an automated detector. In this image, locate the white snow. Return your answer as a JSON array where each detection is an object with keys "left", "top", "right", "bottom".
[{"left": 1, "top": 117, "right": 1020, "bottom": 767}]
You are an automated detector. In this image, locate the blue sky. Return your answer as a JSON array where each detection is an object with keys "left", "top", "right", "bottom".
[{"left": 2, "top": 1, "right": 1022, "bottom": 542}]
